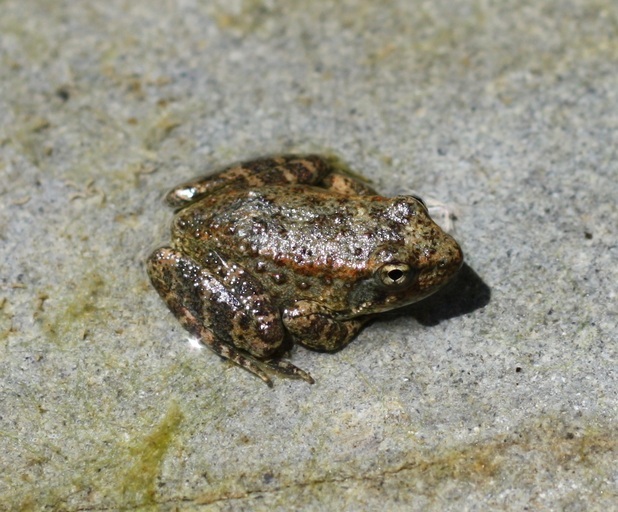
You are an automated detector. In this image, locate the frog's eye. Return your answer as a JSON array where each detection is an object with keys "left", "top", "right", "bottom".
[{"left": 376, "top": 263, "right": 416, "bottom": 289}]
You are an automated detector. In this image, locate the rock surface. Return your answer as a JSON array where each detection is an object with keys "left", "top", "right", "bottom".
[{"left": 1, "top": 1, "right": 616, "bottom": 509}]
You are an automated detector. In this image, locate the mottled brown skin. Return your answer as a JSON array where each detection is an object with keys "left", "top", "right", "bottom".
[{"left": 147, "top": 155, "right": 463, "bottom": 386}]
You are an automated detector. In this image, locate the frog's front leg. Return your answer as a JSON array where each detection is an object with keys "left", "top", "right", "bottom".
[
  {"left": 165, "top": 154, "right": 331, "bottom": 208},
  {"left": 282, "top": 300, "right": 369, "bottom": 352},
  {"left": 147, "top": 247, "right": 313, "bottom": 386}
]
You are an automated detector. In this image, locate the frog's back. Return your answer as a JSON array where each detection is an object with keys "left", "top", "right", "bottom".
[{"left": 172, "top": 185, "right": 412, "bottom": 278}]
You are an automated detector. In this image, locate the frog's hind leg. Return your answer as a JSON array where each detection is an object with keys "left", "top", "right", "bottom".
[
  {"left": 320, "top": 171, "right": 379, "bottom": 196},
  {"left": 147, "top": 247, "right": 279, "bottom": 386},
  {"left": 165, "top": 154, "right": 331, "bottom": 208},
  {"left": 147, "top": 247, "right": 314, "bottom": 386}
]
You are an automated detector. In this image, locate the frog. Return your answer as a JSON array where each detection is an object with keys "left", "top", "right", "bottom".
[{"left": 147, "top": 155, "right": 463, "bottom": 386}]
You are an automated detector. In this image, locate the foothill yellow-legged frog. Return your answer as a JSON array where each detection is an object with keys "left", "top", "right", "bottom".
[{"left": 147, "top": 155, "right": 463, "bottom": 386}]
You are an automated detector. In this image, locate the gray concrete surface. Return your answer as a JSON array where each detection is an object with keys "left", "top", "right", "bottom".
[{"left": 1, "top": 0, "right": 616, "bottom": 510}]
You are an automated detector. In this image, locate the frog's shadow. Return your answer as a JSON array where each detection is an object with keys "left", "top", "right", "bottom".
[{"left": 375, "top": 263, "right": 490, "bottom": 328}]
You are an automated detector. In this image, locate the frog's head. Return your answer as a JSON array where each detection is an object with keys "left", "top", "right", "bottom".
[{"left": 348, "top": 196, "right": 463, "bottom": 316}]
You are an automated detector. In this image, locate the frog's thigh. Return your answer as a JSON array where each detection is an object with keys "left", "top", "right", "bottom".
[
  {"left": 320, "top": 171, "right": 378, "bottom": 196},
  {"left": 282, "top": 300, "right": 368, "bottom": 352},
  {"left": 166, "top": 154, "right": 331, "bottom": 207},
  {"left": 147, "top": 247, "right": 280, "bottom": 385}
]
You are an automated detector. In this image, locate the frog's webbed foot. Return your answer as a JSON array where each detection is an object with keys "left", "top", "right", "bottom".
[
  {"left": 204, "top": 338, "right": 314, "bottom": 387},
  {"left": 194, "top": 331, "right": 315, "bottom": 387},
  {"left": 262, "top": 359, "right": 315, "bottom": 384},
  {"left": 202, "top": 330, "right": 275, "bottom": 387},
  {"left": 216, "top": 342, "right": 314, "bottom": 386}
]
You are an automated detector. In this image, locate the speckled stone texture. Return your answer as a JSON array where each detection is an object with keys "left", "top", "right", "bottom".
[{"left": 0, "top": 1, "right": 616, "bottom": 510}]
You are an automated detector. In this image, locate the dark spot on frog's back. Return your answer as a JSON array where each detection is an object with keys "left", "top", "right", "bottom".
[
  {"left": 243, "top": 154, "right": 328, "bottom": 184},
  {"left": 286, "top": 157, "right": 326, "bottom": 182},
  {"left": 244, "top": 157, "right": 280, "bottom": 174},
  {"left": 237, "top": 312, "right": 251, "bottom": 330},
  {"left": 272, "top": 273, "right": 287, "bottom": 285}
]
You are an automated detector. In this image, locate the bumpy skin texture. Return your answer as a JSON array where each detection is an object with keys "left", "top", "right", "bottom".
[{"left": 147, "top": 155, "right": 463, "bottom": 386}]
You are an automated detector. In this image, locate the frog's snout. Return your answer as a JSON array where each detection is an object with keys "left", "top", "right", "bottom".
[
  {"left": 427, "top": 236, "right": 464, "bottom": 286},
  {"left": 443, "top": 239, "right": 464, "bottom": 273}
]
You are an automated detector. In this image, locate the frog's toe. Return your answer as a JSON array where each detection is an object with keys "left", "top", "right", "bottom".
[
  {"left": 263, "top": 359, "right": 315, "bottom": 384},
  {"left": 251, "top": 367, "right": 274, "bottom": 388},
  {"left": 216, "top": 344, "right": 273, "bottom": 387},
  {"left": 233, "top": 359, "right": 274, "bottom": 387}
]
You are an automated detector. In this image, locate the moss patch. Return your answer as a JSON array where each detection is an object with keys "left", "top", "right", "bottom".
[{"left": 122, "top": 401, "right": 184, "bottom": 507}]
